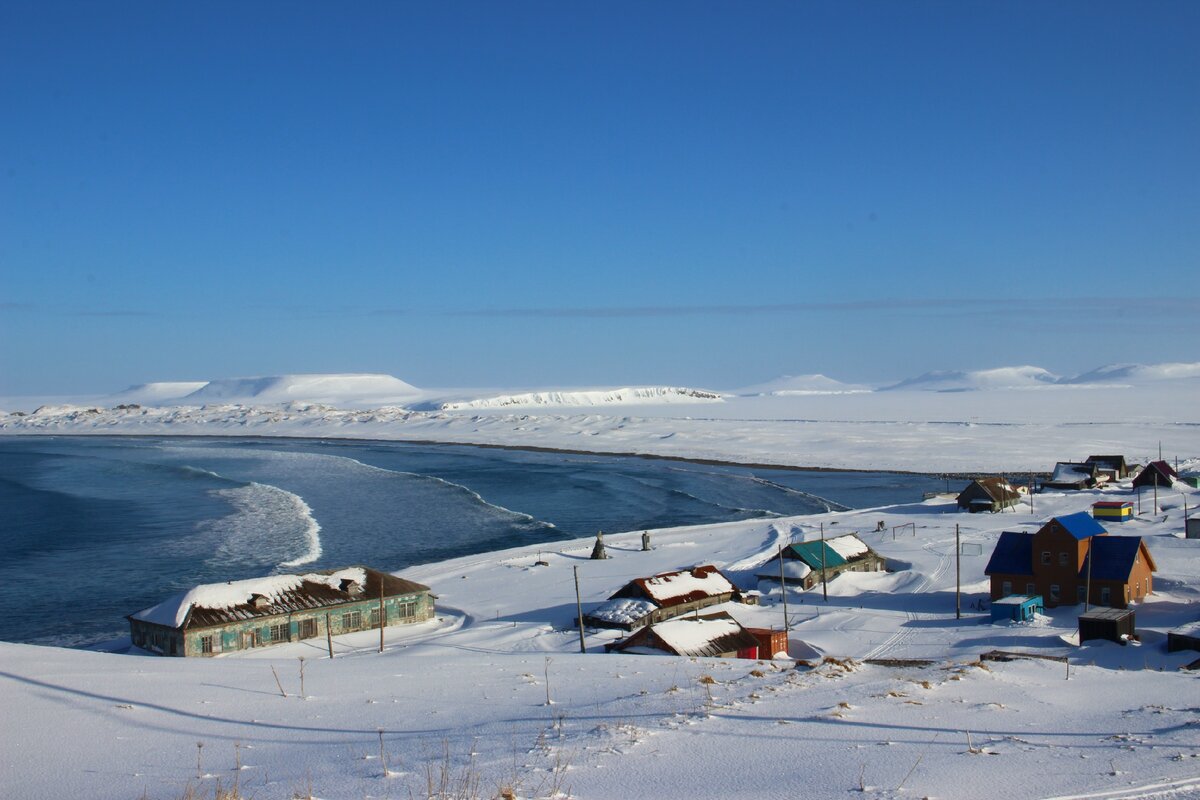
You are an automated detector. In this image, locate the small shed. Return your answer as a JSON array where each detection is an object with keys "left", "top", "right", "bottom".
[
  {"left": 1092, "top": 501, "right": 1134, "bottom": 523},
  {"left": 991, "top": 594, "right": 1043, "bottom": 623},
  {"left": 1181, "top": 476, "right": 1200, "bottom": 489},
  {"left": 1186, "top": 516, "right": 1200, "bottom": 540},
  {"left": 1078, "top": 607, "right": 1135, "bottom": 644},
  {"left": 1167, "top": 622, "right": 1200, "bottom": 653},
  {"left": 745, "top": 627, "right": 789, "bottom": 658}
]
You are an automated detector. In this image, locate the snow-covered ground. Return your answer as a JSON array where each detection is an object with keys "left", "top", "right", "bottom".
[
  {"left": 3, "top": 361, "right": 1197, "bottom": 473},
  {"left": 4, "top": 480, "right": 1200, "bottom": 799}
]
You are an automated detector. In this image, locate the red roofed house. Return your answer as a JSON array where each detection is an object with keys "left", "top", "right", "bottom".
[
  {"left": 610, "top": 612, "right": 761, "bottom": 659},
  {"left": 1133, "top": 460, "right": 1179, "bottom": 489},
  {"left": 583, "top": 564, "right": 741, "bottom": 631}
]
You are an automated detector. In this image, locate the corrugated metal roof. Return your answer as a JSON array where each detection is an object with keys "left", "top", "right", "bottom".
[
  {"left": 984, "top": 531, "right": 1033, "bottom": 576},
  {"left": 619, "top": 612, "right": 760, "bottom": 658},
  {"left": 786, "top": 540, "right": 846, "bottom": 570},
  {"left": 623, "top": 565, "right": 736, "bottom": 608}
]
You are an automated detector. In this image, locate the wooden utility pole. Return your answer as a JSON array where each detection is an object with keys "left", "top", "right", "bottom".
[
  {"left": 1154, "top": 472, "right": 1159, "bottom": 514},
  {"left": 379, "top": 581, "right": 386, "bottom": 653},
  {"left": 778, "top": 546, "right": 789, "bottom": 632},
  {"left": 955, "top": 524, "right": 961, "bottom": 620},
  {"left": 820, "top": 523, "right": 828, "bottom": 602},
  {"left": 573, "top": 566, "right": 586, "bottom": 654},
  {"left": 1029, "top": 473, "right": 1035, "bottom": 514},
  {"left": 325, "top": 612, "right": 334, "bottom": 659}
]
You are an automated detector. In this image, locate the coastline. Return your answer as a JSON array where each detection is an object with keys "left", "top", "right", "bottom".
[{"left": 0, "top": 430, "right": 1033, "bottom": 480}]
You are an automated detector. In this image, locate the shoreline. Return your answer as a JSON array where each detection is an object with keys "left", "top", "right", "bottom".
[{"left": 0, "top": 430, "right": 1033, "bottom": 480}]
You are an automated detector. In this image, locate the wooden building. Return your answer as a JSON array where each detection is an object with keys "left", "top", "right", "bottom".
[
  {"left": 755, "top": 534, "right": 886, "bottom": 590},
  {"left": 957, "top": 477, "right": 1022, "bottom": 513},
  {"left": 1187, "top": 516, "right": 1200, "bottom": 540},
  {"left": 1092, "top": 501, "right": 1134, "bottom": 523},
  {"left": 610, "top": 612, "right": 761, "bottom": 659},
  {"left": 1078, "top": 608, "right": 1135, "bottom": 644},
  {"left": 1167, "top": 622, "right": 1200, "bottom": 653},
  {"left": 1132, "top": 460, "right": 1179, "bottom": 489},
  {"left": 1041, "top": 462, "right": 1101, "bottom": 491},
  {"left": 128, "top": 566, "right": 433, "bottom": 657},
  {"left": 745, "top": 627, "right": 789, "bottom": 658},
  {"left": 1085, "top": 455, "right": 1132, "bottom": 480},
  {"left": 583, "top": 564, "right": 740, "bottom": 631},
  {"left": 990, "top": 594, "right": 1044, "bottom": 623},
  {"left": 984, "top": 512, "right": 1156, "bottom": 608}
]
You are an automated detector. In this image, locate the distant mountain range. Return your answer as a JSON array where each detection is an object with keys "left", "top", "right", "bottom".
[{"left": 12, "top": 360, "right": 1196, "bottom": 414}]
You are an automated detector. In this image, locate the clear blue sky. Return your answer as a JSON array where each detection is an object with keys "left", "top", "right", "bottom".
[{"left": 2, "top": 2, "right": 1197, "bottom": 395}]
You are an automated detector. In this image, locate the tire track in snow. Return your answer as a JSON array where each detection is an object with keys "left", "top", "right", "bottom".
[{"left": 862, "top": 539, "right": 953, "bottom": 660}]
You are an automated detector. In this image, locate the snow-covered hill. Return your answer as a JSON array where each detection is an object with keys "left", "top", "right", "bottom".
[
  {"left": 734, "top": 373, "right": 871, "bottom": 396},
  {"left": 880, "top": 365, "right": 1060, "bottom": 392},
  {"left": 111, "top": 374, "right": 424, "bottom": 408},
  {"left": 439, "top": 386, "right": 722, "bottom": 410},
  {"left": 1061, "top": 361, "right": 1200, "bottom": 385}
]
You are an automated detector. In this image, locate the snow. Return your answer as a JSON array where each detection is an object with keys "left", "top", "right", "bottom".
[
  {"left": 756, "top": 559, "right": 813, "bottom": 581},
  {"left": 646, "top": 614, "right": 744, "bottom": 654},
  {"left": 131, "top": 567, "right": 366, "bottom": 628},
  {"left": 639, "top": 566, "right": 735, "bottom": 603},
  {"left": 734, "top": 373, "right": 871, "bottom": 396},
  {"left": 1051, "top": 463, "right": 1093, "bottom": 482},
  {"left": 825, "top": 533, "right": 870, "bottom": 560},
  {"left": 440, "top": 386, "right": 722, "bottom": 409},
  {"left": 586, "top": 597, "right": 658, "bottom": 626}
]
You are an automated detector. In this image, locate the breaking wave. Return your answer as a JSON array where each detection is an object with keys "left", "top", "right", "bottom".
[{"left": 204, "top": 481, "right": 323, "bottom": 570}]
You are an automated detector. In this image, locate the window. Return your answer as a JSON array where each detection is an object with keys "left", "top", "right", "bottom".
[
  {"left": 269, "top": 623, "right": 289, "bottom": 643},
  {"left": 1026, "top": 583, "right": 1036, "bottom": 595},
  {"left": 1100, "top": 587, "right": 1112, "bottom": 605},
  {"left": 298, "top": 618, "right": 318, "bottom": 639},
  {"left": 1050, "top": 584, "right": 1060, "bottom": 602},
  {"left": 200, "top": 635, "right": 214, "bottom": 654},
  {"left": 1076, "top": 586, "right": 1086, "bottom": 603},
  {"left": 1041, "top": 551, "right": 1051, "bottom": 565},
  {"left": 397, "top": 600, "right": 417, "bottom": 619},
  {"left": 342, "top": 611, "right": 363, "bottom": 631},
  {"left": 370, "top": 608, "right": 382, "bottom": 627},
  {"left": 1059, "top": 552, "right": 1069, "bottom": 567},
  {"left": 1001, "top": 581, "right": 1012, "bottom": 596}
]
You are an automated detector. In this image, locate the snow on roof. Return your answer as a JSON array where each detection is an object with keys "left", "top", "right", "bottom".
[
  {"left": 586, "top": 598, "right": 658, "bottom": 626},
  {"left": 635, "top": 565, "right": 734, "bottom": 605},
  {"left": 755, "top": 560, "right": 812, "bottom": 581},
  {"left": 649, "top": 614, "right": 745, "bottom": 655},
  {"left": 132, "top": 568, "right": 367, "bottom": 628},
  {"left": 993, "top": 594, "right": 1040, "bottom": 605},
  {"left": 1051, "top": 463, "right": 1093, "bottom": 483},
  {"left": 826, "top": 534, "right": 869, "bottom": 561}
]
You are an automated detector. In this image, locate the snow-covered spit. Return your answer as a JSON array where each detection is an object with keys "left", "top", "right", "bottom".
[
  {"left": 3, "top": 361, "right": 1198, "bottom": 473},
  {"left": 5, "top": 479, "right": 1200, "bottom": 799}
]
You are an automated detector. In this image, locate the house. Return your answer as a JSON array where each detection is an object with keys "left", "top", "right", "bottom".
[
  {"left": 745, "top": 627, "right": 789, "bottom": 658},
  {"left": 755, "top": 534, "right": 886, "bottom": 590},
  {"left": 1188, "top": 516, "right": 1200, "bottom": 540},
  {"left": 957, "top": 477, "right": 1022, "bottom": 513},
  {"left": 583, "top": 564, "right": 740, "bottom": 631},
  {"left": 128, "top": 566, "right": 433, "bottom": 657},
  {"left": 609, "top": 612, "right": 761, "bottom": 658},
  {"left": 1092, "top": 501, "right": 1134, "bottom": 523},
  {"left": 983, "top": 512, "right": 1156, "bottom": 608},
  {"left": 1041, "top": 462, "right": 1101, "bottom": 491},
  {"left": 1085, "top": 455, "right": 1132, "bottom": 480},
  {"left": 1132, "top": 460, "right": 1179, "bottom": 489},
  {"left": 990, "top": 594, "right": 1044, "bottom": 623}
]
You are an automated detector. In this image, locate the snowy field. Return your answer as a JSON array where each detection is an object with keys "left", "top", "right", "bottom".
[
  {"left": 4, "top": 364, "right": 1200, "bottom": 798},
  {"left": 4, "top": 481, "right": 1200, "bottom": 799}
]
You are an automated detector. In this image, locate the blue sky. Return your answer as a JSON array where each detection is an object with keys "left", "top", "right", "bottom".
[{"left": 2, "top": 2, "right": 1198, "bottom": 395}]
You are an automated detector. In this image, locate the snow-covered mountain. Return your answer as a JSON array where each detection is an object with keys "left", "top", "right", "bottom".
[
  {"left": 734, "top": 374, "right": 871, "bottom": 396},
  {"left": 111, "top": 374, "right": 424, "bottom": 408},
  {"left": 1060, "top": 362, "right": 1200, "bottom": 385},
  {"left": 880, "top": 366, "right": 1061, "bottom": 392},
  {"left": 440, "top": 386, "right": 722, "bottom": 410}
]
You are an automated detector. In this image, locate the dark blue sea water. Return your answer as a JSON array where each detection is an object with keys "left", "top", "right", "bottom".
[{"left": 0, "top": 436, "right": 944, "bottom": 646}]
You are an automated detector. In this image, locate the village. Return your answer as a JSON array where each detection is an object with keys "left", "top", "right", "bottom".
[{"left": 127, "top": 452, "right": 1200, "bottom": 667}]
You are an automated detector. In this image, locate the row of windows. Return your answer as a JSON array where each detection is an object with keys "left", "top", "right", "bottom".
[
  {"left": 190, "top": 599, "right": 425, "bottom": 652},
  {"left": 1000, "top": 581, "right": 1113, "bottom": 604}
]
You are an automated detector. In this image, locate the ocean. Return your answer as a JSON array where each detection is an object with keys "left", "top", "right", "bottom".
[{"left": 0, "top": 436, "right": 945, "bottom": 647}]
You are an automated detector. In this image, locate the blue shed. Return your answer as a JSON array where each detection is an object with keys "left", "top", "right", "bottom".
[{"left": 991, "top": 594, "right": 1044, "bottom": 623}]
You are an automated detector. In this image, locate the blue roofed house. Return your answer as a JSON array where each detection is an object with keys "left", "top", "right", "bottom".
[{"left": 984, "top": 512, "right": 1156, "bottom": 608}]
